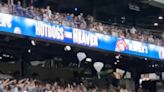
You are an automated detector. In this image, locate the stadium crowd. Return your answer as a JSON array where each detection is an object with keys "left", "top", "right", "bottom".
[
  {"left": 0, "top": 71, "right": 125, "bottom": 92},
  {"left": 0, "top": 1, "right": 164, "bottom": 46},
  {"left": 0, "top": 78, "right": 123, "bottom": 92}
]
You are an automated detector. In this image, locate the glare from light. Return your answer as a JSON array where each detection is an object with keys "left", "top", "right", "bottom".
[
  {"left": 114, "top": 62, "right": 117, "bottom": 65},
  {"left": 154, "top": 23, "right": 158, "bottom": 26},
  {"left": 64, "top": 45, "right": 71, "bottom": 51},
  {"left": 86, "top": 58, "right": 92, "bottom": 62},
  {"left": 0, "top": 57, "right": 2, "bottom": 59},
  {"left": 158, "top": 16, "right": 163, "bottom": 20},
  {"left": 31, "top": 40, "right": 36, "bottom": 46}
]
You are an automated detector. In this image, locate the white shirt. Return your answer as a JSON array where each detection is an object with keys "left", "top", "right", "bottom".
[
  {"left": 130, "top": 27, "right": 136, "bottom": 34},
  {"left": 112, "top": 31, "right": 118, "bottom": 37},
  {"left": 46, "top": 9, "right": 52, "bottom": 19}
]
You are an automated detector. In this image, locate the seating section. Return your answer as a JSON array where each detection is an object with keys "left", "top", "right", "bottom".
[{"left": 0, "top": 1, "right": 164, "bottom": 46}]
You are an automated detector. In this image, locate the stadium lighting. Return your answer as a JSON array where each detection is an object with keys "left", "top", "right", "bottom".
[
  {"left": 116, "top": 60, "right": 120, "bottom": 63},
  {"left": 64, "top": 45, "right": 71, "bottom": 51},
  {"left": 28, "top": 49, "right": 31, "bottom": 53},
  {"left": 154, "top": 23, "right": 159, "bottom": 26},
  {"left": 31, "top": 40, "right": 36, "bottom": 46},
  {"left": 158, "top": 16, "right": 163, "bottom": 20},
  {"left": 75, "top": 8, "right": 78, "bottom": 11},
  {"left": 86, "top": 58, "right": 92, "bottom": 62},
  {"left": 115, "top": 54, "right": 120, "bottom": 59}
]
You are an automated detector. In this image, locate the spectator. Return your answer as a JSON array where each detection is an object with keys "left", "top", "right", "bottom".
[
  {"left": 1, "top": 4, "right": 10, "bottom": 14},
  {"left": 25, "top": 6, "right": 35, "bottom": 18},
  {"left": 66, "top": 13, "right": 73, "bottom": 22},
  {"left": 130, "top": 27, "right": 136, "bottom": 35},
  {"left": 33, "top": 8, "right": 42, "bottom": 21},
  {"left": 43, "top": 9, "right": 49, "bottom": 22},
  {"left": 45, "top": 5, "right": 52, "bottom": 20},
  {"left": 15, "top": 1, "right": 24, "bottom": 16},
  {"left": 148, "top": 35, "right": 154, "bottom": 43},
  {"left": 111, "top": 26, "right": 118, "bottom": 37},
  {"left": 86, "top": 15, "right": 94, "bottom": 24}
]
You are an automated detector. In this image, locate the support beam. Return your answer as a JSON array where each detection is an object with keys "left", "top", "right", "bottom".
[
  {"left": 20, "top": 54, "right": 31, "bottom": 77},
  {"left": 131, "top": 69, "right": 141, "bottom": 92}
]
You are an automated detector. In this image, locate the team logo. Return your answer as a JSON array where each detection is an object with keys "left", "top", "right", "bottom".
[
  {"left": 115, "top": 39, "right": 127, "bottom": 52},
  {"left": 14, "top": 27, "right": 22, "bottom": 34},
  {"left": 159, "top": 48, "right": 164, "bottom": 59}
]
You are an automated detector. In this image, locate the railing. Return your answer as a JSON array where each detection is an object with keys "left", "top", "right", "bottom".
[{"left": 0, "top": 13, "right": 164, "bottom": 60}]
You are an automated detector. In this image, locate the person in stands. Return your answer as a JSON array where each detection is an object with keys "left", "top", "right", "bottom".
[
  {"left": 0, "top": 1, "right": 163, "bottom": 46},
  {"left": 15, "top": 1, "right": 24, "bottom": 16}
]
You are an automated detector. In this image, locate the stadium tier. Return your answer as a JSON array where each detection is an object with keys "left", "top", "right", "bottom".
[
  {"left": 0, "top": 8, "right": 163, "bottom": 60},
  {"left": 0, "top": 0, "right": 164, "bottom": 92}
]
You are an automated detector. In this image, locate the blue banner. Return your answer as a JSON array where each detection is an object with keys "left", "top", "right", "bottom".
[{"left": 0, "top": 13, "right": 164, "bottom": 60}]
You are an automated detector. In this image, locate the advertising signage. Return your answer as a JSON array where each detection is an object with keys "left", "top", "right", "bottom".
[{"left": 0, "top": 13, "right": 164, "bottom": 60}]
